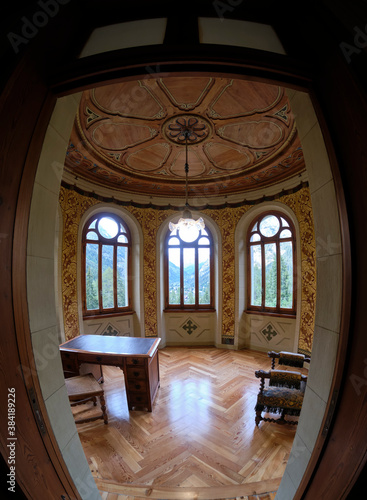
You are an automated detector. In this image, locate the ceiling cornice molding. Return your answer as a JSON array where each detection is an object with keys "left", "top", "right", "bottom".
[{"left": 60, "top": 177, "right": 309, "bottom": 211}]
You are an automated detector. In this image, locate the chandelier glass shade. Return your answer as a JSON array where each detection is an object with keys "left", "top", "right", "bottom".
[
  {"left": 168, "top": 117, "right": 205, "bottom": 233},
  {"left": 168, "top": 208, "right": 205, "bottom": 232}
]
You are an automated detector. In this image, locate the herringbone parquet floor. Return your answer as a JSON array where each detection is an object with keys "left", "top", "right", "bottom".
[{"left": 71, "top": 347, "right": 306, "bottom": 500}]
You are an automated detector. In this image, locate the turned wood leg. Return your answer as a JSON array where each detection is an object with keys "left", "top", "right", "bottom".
[
  {"left": 99, "top": 393, "right": 108, "bottom": 424},
  {"left": 255, "top": 411, "right": 262, "bottom": 426}
]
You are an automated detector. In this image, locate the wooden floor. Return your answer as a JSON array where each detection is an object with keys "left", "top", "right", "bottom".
[{"left": 71, "top": 347, "right": 307, "bottom": 500}]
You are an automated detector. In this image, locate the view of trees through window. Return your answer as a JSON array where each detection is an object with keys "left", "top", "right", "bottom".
[
  {"left": 83, "top": 212, "right": 294, "bottom": 316},
  {"left": 248, "top": 213, "right": 295, "bottom": 314},
  {"left": 85, "top": 244, "right": 127, "bottom": 310},
  {"left": 167, "top": 225, "right": 212, "bottom": 308},
  {"left": 83, "top": 214, "right": 130, "bottom": 315}
]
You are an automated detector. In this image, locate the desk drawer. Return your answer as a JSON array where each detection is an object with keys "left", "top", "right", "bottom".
[
  {"left": 78, "top": 353, "right": 122, "bottom": 366},
  {"left": 128, "top": 392, "right": 149, "bottom": 407},
  {"left": 126, "top": 366, "right": 146, "bottom": 380},
  {"left": 125, "top": 356, "right": 145, "bottom": 366},
  {"left": 77, "top": 353, "right": 121, "bottom": 366},
  {"left": 127, "top": 379, "right": 147, "bottom": 393},
  {"left": 61, "top": 352, "right": 79, "bottom": 373}
]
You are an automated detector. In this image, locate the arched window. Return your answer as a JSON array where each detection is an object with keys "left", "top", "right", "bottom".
[
  {"left": 247, "top": 211, "right": 296, "bottom": 316},
  {"left": 82, "top": 212, "right": 132, "bottom": 317},
  {"left": 165, "top": 224, "right": 214, "bottom": 310}
]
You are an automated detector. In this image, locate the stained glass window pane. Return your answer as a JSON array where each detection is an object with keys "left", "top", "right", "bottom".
[
  {"left": 86, "top": 243, "right": 99, "bottom": 310},
  {"left": 183, "top": 248, "right": 195, "bottom": 305},
  {"left": 198, "top": 237, "right": 210, "bottom": 245},
  {"left": 280, "top": 241, "right": 293, "bottom": 308},
  {"left": 102, "top": 245, "right": 114, "bottom": 309},
  {"left": 280, "top": 229, "right": 292, "bottom": 239},
  {"left": 199, "top": 248, "right": 210, "bottom": 304},
  {"left": 265, "top": 243, "right": 277, "bottom": 307},
  {"left": 117, "top": 246, "right": 128, "bottom": 307},
  {"left": 250, "top": 233, "right": 261, "bottom": 242},
  {"left": 179, "top": 226, "right": 199, "bottom": 243},
  {"left": 86, "top": 231, "right": 98, "bottom": 240},
  {"left": 260, "top": 215, "right": 280, "bottom": 237},
  {"left": 99, "top": 217, "right": 119, "bottom": 239},
  {"left": 250, "top": 245, "right": 262, "bottom": 306},
  {"left": 118, "top": 234, "right": 128, "bottom": 243},
  {"left": 168, "top": 248, "right": 180, "bottom": 304}
]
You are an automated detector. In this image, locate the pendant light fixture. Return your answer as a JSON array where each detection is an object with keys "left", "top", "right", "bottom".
[{"left": 168, "top": 117, "right": 205, "bottom": 233}]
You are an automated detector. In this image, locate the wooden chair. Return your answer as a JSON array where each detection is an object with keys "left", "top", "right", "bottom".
[
  {"left": 254, "top": 369, "right": 307, "bottom": 426},
  {"left": 268, "top": 350, "right": 311, "bottom": 369},
  {"left": 65, "top": 373, "right": 108, "bottom": 425}
]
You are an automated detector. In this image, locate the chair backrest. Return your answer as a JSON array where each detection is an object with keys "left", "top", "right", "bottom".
[
  {"left": 268, "top": 350, "right": 311, "bottom": 369},
  {"left": 255, "top": 369, "right": 308, "bottom": 393}
]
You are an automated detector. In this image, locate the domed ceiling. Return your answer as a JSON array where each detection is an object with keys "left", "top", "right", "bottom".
[{"left": 65, "top": 76, "right": 305, "bottom": 198}]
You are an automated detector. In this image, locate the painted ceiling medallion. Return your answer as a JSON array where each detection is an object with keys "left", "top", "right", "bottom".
[
  {"left": 163, "top": 114, "right": 211, "bottom": 145},
  {"left": 65, "top": 77, "right": 305, "bottom": 197}
]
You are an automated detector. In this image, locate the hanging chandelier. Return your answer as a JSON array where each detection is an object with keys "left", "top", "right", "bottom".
[{"left": 168, "top": 117, "right": 205, "bottom": 233}]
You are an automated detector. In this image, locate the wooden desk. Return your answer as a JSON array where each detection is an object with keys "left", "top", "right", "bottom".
[{"left": 59, "top": 335, "right": 160, "bottom": 412}]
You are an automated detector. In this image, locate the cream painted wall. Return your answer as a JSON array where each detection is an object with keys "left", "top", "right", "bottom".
[
  {"left": 27, "top": 95, "right": 101, "bottom": 500},
  {"left": 275, "top": 90, "right": 343, "bottom": 500}
]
